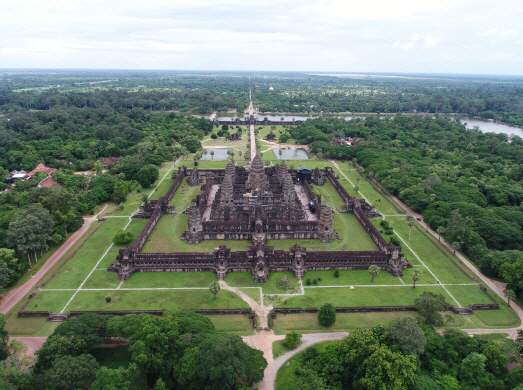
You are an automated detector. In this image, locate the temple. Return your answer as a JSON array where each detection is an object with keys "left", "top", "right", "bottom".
[{"left": 108, "top": 155, "right": 412, "bottom": 282}]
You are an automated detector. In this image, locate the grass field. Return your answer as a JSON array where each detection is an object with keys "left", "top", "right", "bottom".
[
  {"left": 169, "top": 177, "right": 203, "bottom": 211},
  {"left": 18, "top": 153, "right": 520, "bottom": 334}
]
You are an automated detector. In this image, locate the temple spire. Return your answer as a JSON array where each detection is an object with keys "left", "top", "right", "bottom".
[{"left": 246, "top": 152, "right": 268, "bottom": 192}]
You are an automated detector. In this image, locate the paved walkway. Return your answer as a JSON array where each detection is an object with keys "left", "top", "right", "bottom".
[
  {"left": 0, "top": 204, "right": 108, "bottom": 315},
  {"left": 250, "top": 332, "right": 349, "bottom": 390},
  {"left": 248, "top": 96, "right": 256, "bottom": 161}
]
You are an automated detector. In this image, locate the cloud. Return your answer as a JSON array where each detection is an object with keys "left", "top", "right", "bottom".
[
  {"left": 393, "top": 34, "right": 420, "bottom": 50},
  {"left": 423, "top": 35, "right": 442, "bottom": 48},
  {"left": 480, "top": 28, "right": 519, "bottom": 38}
]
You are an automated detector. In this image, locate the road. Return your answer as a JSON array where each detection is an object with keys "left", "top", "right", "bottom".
[
  {"left": 250, "top": 332, "right": 349, "bottom": 390},
  {"left": 248, "top": 90, "right": 256, "bottom": 161},
  {"left": 0, "top": 204, "right": 108, "bottom": 315}
]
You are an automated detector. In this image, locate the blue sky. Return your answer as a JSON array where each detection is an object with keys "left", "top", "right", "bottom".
[{"left": 1, "top": 0, "right": 522, "bottom": 75}]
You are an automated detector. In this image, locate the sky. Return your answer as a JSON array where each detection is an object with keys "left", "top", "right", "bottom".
[{"left": 1, "top": 0, "right": 522, "bottom": 75}]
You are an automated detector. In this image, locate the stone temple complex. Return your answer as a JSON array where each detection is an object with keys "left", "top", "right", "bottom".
[{"left": 109, "top": 153, "right": 411, "bottom": 282}]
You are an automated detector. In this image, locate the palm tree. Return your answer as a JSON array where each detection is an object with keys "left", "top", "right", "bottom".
[
  {"left": 436, "top": 226, "right": 445, "bottom": 242},
  {"left": 209, "top": 280, "right": 221, "bottom": 300},
  {"left": 368, "top": 265, "right": 380, "bottom": 282},
  {"left": 504, "top": 289, "right": 516, "bottom": 307},
  {"left": 278, "top": 149, "right": 283, "bottom": 159},
  {"left": 210, "top": 151, "right": 214, "bottom": 160},
  {"left": 354, "top": 186, "right": 359, "bottom": 195},
  {"left": 239, "top": 151, "right": 242, "bottom": 160},
  {"left": 452, "top": 241, "right": 460, "bottom": 255},
  {"left": 411, "top": 270, "right": 422, "bottom": 288}
]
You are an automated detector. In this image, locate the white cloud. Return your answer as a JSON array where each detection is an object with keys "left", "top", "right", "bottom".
[{"left": 393, "top": 34, "right": 420, "bottom": 50}]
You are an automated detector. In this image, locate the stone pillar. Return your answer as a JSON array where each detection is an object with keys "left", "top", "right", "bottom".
[{"left": 318, "top": 204, "right": 337, "bottom": 243}]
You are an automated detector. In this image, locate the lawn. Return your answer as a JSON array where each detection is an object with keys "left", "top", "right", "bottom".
[
  {"left": 169, "top": 177, "right": 203, "bottom": 211},
  {"left": 272, "top": 339, "right": 297, "bottom": 359},
  {"left": 386, "top": 217, "right": 474, "bottom": 284},
  {"left": 278, "top": 285, "right": 453, "bottom": 308},
  {"left": 276, "top": 340, "right": 340, "bottom": 390},
  {"left": 272, "top": 312, "right": 418, "bottom": 334},
  {"left": 64, "top": 289, "right": 249, "bottom": 311},
  {"left": 337, "top": 168, "right": 400, "bottom": 215},
  {"left": 312, "top": 180, "right": 346, "bottom": 211},
  {"left": 303, "top": 269, "right": 404, "bottom": 286},
  {"left": 207, "top": 314, "right": 254, "bottom": 335},
  {"left": 123, "top": 271, "right": 217, "bottom": 288},
  {"left": 225, "top": 271, "right": 300, "bottom": 294},
  {"left": 25, "top": 290, "right": 75, "bottom": 313},
  {"left": 4, "top": 316, "right": 60, "bottom": 337},
  {"left": 44, "top": 218, "right": 131, "bottom": 289}
]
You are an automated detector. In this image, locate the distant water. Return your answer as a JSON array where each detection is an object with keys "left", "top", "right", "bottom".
[
  {"left": 189, "top": 113, "right": 522, "bottom": 136},
  {"left": 273, "top": 148, "right": 309, "bottom": 160},
  {"left": 202, "top": 149, "right": 230, "bottom": 160}
]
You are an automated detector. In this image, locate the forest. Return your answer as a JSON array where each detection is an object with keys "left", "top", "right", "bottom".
[
  {"left": 290, "top": 114, "right": 523, "bottom": 299},
  {"left": 0, "top": 311, "right": 266, "bottom": 390},
  {"left": 0, "top": 102, "right": 212, "bottom": 290}
]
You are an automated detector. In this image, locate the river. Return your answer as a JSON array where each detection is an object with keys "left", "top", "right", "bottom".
[{"left": 190, "top": 113, "right": 523, "bottom": 137}]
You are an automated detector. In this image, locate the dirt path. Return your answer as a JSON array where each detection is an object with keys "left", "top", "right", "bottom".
[
  {"left": 252, "top": 332, "right": 349, "bottom": 390},
  {"left": 0, "top": 204, "right": 108, "bottom": 315},
  {"left": 11, "top": 337, "right": 47, "bottom": 357},
  {"left": 219, "top": 281, "right": 273, "bottom": 328}
]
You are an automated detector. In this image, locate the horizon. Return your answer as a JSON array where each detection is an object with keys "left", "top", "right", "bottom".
[{"left": 1, "top": 0, "right": 522, "bottom": 75}]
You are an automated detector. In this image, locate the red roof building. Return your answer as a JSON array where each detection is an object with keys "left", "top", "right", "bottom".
[
  {"left": 37, "top": 177, "right": 62, "bottom": 188},
  {"left": 100, "top": 157, "right": 120, "bottom": 167},
  {"left": 28, "top": 163, "right": 57, "bottom": 177}
]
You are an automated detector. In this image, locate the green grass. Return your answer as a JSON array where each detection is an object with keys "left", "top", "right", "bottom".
[
  {"left": 239, "top": 288, "right": 262, "bottom": 304},
  {"left": 226, "top": 271, "right": 300, "bottom": 294},
  {"left": 272, "top": 312, "right": 418, "bottom": 334},
  {"left": 312, "top": 180, "right": 346, "bottom": 210},
  {"left": 149, "top": 179, "right": 174, "bottom": 201},
  {"left": 25, "top": 290, "right": 75, "bottom": 313},
  {"left": 64, "top": 289, "right": 249, "bottom": 312},
  {"left": 123, "top": 271, "right": 217, "bottom": 288},
  {"left": 337, "top": 168, "right": 399, "bottom": 215},
  {"left": 445, "top": 285, "right": 492, "bottom": 307},
  {"left": 303, "top": 270, "right": 404, "bottom": 286},
  {"left": 473, "top": 333, "right": 520, "bottom": 360},
  {"left": 44, "top": 219, "right": 129, "bottom": 289},
  {"left": 4, "top": 316, "right": 61, "bottom": 337},
  {"left": 207, "top": 314, "right": 254, "bottom": 335},
  {"left": 90, "top": 345, "right": 131, "bottom": 369},
  {"left": 169, "top": 177, "right": 203, "bottom": 211},
  {"left": 276, "top": 340, "right": 340, "bottom": 390},
  {"left": 143, "top": 214, "right": 251, "bottom": 252},
  {"left": 272, "top": 339, "right": 297, "bottom": 359},
  {"left": 330, "top": 213, "right": 378, "bottom": 251},
  {"left": 83, "top": 271, "right": 121, "bottom": 289},
  {"left": 278, "top": 285, "right": 453, "bottom": 308},
  {"left": 386, "top": 217, "right": 473, "bottom": 284}
]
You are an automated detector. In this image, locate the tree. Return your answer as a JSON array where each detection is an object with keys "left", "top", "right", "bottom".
[
  {"left": 198, "top": 334, "right": 267, "bottom": 390},
  {"left": 386, "top": 316, "right": 427, "bottom": 357},
  {"left": 423, "top": 175, "right": 441, "bottom": 189},
  {"left": 113, "top": 229, "right": 134, "bottom": 245},
  {"left": 459, "top": 352, "right": 487, "bottom": 386},
  {"left": 209, "top": 280, "right": 220, "bottom": 300},
  {"left": 112, "top": 181, "right": 129, "bottom": 203},
  {"left": 278, "top": 149, "right": 283, "bottom": 159},
  {"left": 0, "top": 261, "right": 13, "bottom": 294},
  {"left": 136, "top": 164, "right": 159, "bottom": 188},
  {"left": 368, "top": 265, "right": 380, "bottom": 282},
  {"left": 451, "top": 241, "right": 460, "bottom": 255},
  {"left": 0, "top": 314, "right": 8, "bottom": 360},
  {"left": 411, "top": 269, "right": 421, "bottom": 288},
  {"left": 436, "top": 226, "right": 445, "bottom": 242},
  {"left": 51, "top": 313, "right": 110, "bottom": 350},
  {"left": 210, "top": 150, "right": 214, "bottom": 160},
  {"left": 318, "top": 303, "right": 336, "bottom": 327},
  {"left": 41, "top": 354, "right": 100, "bottom": 390},
  {"left": 414, "top": 291, "right": 447, "bottom": 326},
  {"left": 359, "top": 346, "right": 417, "bottom": 390},
  {"left": 92, "top": 367, "right": 132, "bottom": 390},
  {"left": 282, "top": 331, "right": 302, "bottom": 350},
  {"left": 504, "top": 289, "right": 516, "bottom": 307},
  {"left": 354, "top": 185, "right": 359, "bottom": 195},
  {"left": 7, "top": 204, "right": 54, "bottom": 265},
  {"left": 35, "top": 335, "right": 89, "bottom": 372}
]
